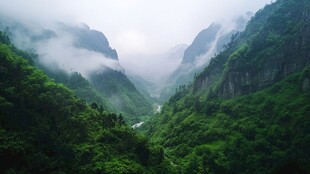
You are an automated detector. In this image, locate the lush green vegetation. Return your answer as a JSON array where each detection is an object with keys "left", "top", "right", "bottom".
[
  {"left": 1, "top": 0, "right": 310, "bottom": 173},
  {"left": 0, "top": 32, "right": 174, "bottom": 173},
  {"left": 90, "top": 69, "right": 153, "bottom": 123},
  {"left": 146, "top": 68, "right": 310, "bottom": 173},
  {"left": 1, "top": 22, "right": 153, "bottom": 124},
  {"left": 145, "top": 0, "right": 310, "bottom": 173},
  {"left": 42, "top": 68, "right": 114, "bottom": 112},
  {"left": 40, "top": 64, "right": 153, "bottom": 125}
]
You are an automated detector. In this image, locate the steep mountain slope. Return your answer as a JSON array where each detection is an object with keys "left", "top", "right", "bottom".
[
  {"left": 0, "top": 19, "right": 153, "bottom": 122},
  {"left": 194, "top": 0, "right": 310, "bottom": 98},
  {"left": 160, "top": 15, "right": 251, "bottom": 102},
  {"left": 0, "top": 32, "right": 174, "bottom": 173},
  {"left": 62, "top": 24, "right": 118, "bottom": 60},
  {"left": 54, "top": 25, "right": 153, "bottom": 120},
  {"left": 90, "top": 68, "right": 153, "bottom": 119},
  {"left": 145, "top": 0, "right": 310, "bottom": 173},
  {"left": 182, "top": 23, "right": 222, "bottom": 65},
  {"left": 127, "top": 75, "right": 158, "bottom": 104}
]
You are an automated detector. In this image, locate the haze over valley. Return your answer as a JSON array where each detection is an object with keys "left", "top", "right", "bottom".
[
  {"left": 0, "top": 0, "right": 309, "bottom": 173},
  {"left": 0, "top": 0, "right": 271, "bottom": 98}
]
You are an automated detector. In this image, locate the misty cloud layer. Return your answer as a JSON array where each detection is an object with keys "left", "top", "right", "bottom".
[
  {"left": 0, "top": 0, "right": 271, "bottom": 84},
  {"left": 122, "top": 44, "right": 187, "bottom": 84},
  {"left": 0, "top": 15, "right": 121, "bottom": 78},
  {"left": 35, "top": 31, "right": 122, "bottom": 77}
]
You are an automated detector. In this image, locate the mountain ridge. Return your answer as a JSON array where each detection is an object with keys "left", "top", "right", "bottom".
[
  {"left": 194, "top": 0, "right": 310, "bottom": 98},
  {"left": 158, "top": 14, "right": 252, "bottom": 102},
  {"left": 145, "top": 0, "right": 310, "bottom": 173},
  {"left": 0, "top": 31, "right": 174, "bottom": 173},
  {"left": 0, "top": 18, "right": 153, "bottom": 122}
]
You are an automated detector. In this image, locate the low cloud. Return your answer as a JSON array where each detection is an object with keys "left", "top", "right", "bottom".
[
  {"left": 36, "top": 31, "right": 122, "bottom": 77},
  {"left": 120, "top": 44, "right": 187, "bottom": 84},
  {"left": 0, "top": 16, "right": 121, "bottom": 78},
  {"left": 0, "top": 0, "right": 271, "bottom": 85}
]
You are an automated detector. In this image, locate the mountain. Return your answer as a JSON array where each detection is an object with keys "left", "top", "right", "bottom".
[
  {"left": 60, "top": 25, "right": 153, "bottom": 120},
  {"left": 127, "top": 75, "right": 158, "bottom": 104},
  {"left": 0, "top": 32, "right": 174, "bottom": 173},
  {"left": 0, "top": 18, "right": 153, "bottom": 123},
  {"left": 61, "top": 23, "right": 118, "bottom": 60},
  {"left": 182, "top": 23, "right": 222, "bottom": 64},
  {"left": 159, "top": 14, "right": 252, "bottom": 102},
  {"left": 145, "top": 0, "right": 310, "bottom": 173},
  {"left": 89, "top": 67, "right": 153, "bottom": 119}
]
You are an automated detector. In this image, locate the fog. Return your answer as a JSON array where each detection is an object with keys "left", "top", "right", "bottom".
[
  {"left": 35, "top": 31, "right": 122, "bottom": 77},
  {"left": 0, "top": 16, "right": 121, "bottom": 77},
  {"left": 0, "top": 0, "right": 271, "bottom": 81},
  {"left": 123, "top": 44, "right": 187, "bottom": 84}
]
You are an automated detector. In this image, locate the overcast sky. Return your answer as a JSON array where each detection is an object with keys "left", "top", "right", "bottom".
[{"left": 0, "top": 0, "right": 271, "bottom": 81}]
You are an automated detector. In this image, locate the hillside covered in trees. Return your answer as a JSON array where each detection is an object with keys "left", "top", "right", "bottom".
[
  {"left": 0, "top": 32, "right": 174, "bottom": 173},
  {"left": 144, "top": 0, "right": 310, "bottom": 173},
  {"left": 0, "top": 0, "right": 310, "bottom": 173}
]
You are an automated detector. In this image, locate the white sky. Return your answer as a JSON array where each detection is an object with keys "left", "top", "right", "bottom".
[{"left": 0, "top": 0, "right": 272, "bottom": 80}]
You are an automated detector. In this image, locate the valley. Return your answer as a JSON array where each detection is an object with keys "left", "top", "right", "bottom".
[{"left": 0, "top": 0, "right": 309, "bottom": 173}]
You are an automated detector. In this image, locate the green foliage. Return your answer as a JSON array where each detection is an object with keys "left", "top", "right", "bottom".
[
  {"left": 90, "top": 69, "right": 153, "bottom": 123},
  {"left": 147, "top": 67, "right": 310, "bottom": 173},
  {"left": 41, "top": 63, "right": 153, "bottom": 124},
  {"left": 66, "top": 72, "right": 113, "bottom": 111},
  {"left": 146, "top": 0, "right": 310, "bottom": 173},
  {"left": 0, "top": 37, "right": 174, "bottom": 173},
  {"left": 39, "top": 67, "right": 114, "bottom": 116},
  {"left": 0, "top": 31, "right": 10, "bottom": 45}
]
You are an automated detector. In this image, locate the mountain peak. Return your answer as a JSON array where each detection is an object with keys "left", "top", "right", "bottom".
[
  {"left": 182, "top": 23, "right": 222, "bottom": 64},
  {"left": 62, "top": 23, "right": 118, "bottom": 60}
]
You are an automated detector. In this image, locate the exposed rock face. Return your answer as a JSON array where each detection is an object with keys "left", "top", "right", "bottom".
[
  {"left": 164, "top": 17, "right": 250, "bottom": 101},
  {"left": 194, "top": 0, "right": 310, "bottom": 98},
  {"left": 219, "top": 50, "right": 310, "bottom": 98}
]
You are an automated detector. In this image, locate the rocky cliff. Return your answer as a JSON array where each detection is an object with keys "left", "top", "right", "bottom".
[
  {"left": 194, "top": 0, "right": 310, "bottom": 98},
  {"left": 162, "top": 15, "right": 251, "bottom": 102}
]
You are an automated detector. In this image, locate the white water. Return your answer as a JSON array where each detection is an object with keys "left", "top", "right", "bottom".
[
  {"left": 131, "top": 104, "right": 161, "bottom": 129},
  {"left": 157, "top": 105, "right": 161, "bottom": 113},
  {"left": 132, "top": 122, "right": 144, "bottom": 129}
]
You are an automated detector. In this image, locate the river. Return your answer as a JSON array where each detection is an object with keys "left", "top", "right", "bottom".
[
  {"left": 132, "top": 122, "right": 144, "bottom": 129},
  {"left": 132, "top": 104, "right": 161, "bottom": 129}
]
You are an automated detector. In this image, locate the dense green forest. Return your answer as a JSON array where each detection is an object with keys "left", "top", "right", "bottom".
[
  {"left": 90, "top": 68, "right": 153, "bottom": 121},
  {"left": 1, "top": 0, "right": 310, "bottom": 173},
  {"left": 42, "top": 65, "right": 152, "bottom": 124},
  {"left": 0, "top": 32, "right": 174, "bottom": 173},
  {"left": 146, "top": 68, "right": 310, "bottom": 173},
  {"left": 0, "top": 19, "right": 153, "bottom": 125},
  {"left": 145, "top": 0, "right": 310, "bottom": 173}
]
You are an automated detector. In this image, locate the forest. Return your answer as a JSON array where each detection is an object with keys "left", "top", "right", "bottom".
[
  {"left": 0, "top": 0, "right": 310, "bottom": 173},
  {"left": 0, "top": 32, "right": 173, "bottom": 173},
  {"left": 145, "top": 0, "right": 310, "bottom": 173}
]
